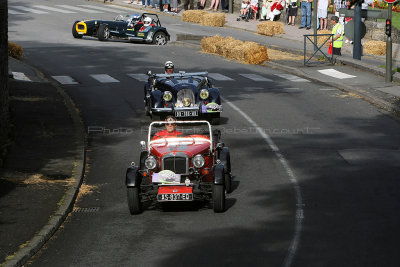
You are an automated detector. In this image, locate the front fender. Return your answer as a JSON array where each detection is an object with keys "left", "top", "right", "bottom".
[
  {"left": 208, "top": 88, "right": 221, "bottom": 104},
  {"left": 213, "top": 164, "right": 225, "bottom": 185},
  {"left": 126, "top": 166, "right": 141, "bottom": 187},
  {"left": 151, "top": 90, "right": 163, "bottom": 108},
  {"left": 219, "top": 147, "right": 231, "bottom": 173}
]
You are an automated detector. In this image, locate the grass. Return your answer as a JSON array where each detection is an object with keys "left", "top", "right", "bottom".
[
  {"left": 377, "top": 9, "right": 400, "bottom": 30},
  {"left": 379, "top": 65, "right": 400, "bottom": 72}
]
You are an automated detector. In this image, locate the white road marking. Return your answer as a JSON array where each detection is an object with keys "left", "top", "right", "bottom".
[
  {"left": 52, "top": 76, "right": 79, "bottom": 85},
  {"left": 275, "top": 74, "right": 310, "bottom": 82},
  {"left": 33, "top": 5, "right": 76, "bottom": 13},
  {"left": 239, "top": 73, "right": 272, "bottom": 81},
  {"left": 318, "top": 69, "right": 356, "bottom": 79},
  {"left": 8, "top": 9, "right": 24, "bottom": 14},
  {"left": 208, "top": 73, "right": 234, "bottom": 81},
  {"left": 222, "top": 96, "right": 304, "bottom": 267},
  {"left": 55, "top": 5, "right": 103, "bottom": 13},
  {"left": 127, "top": 73, "right": 149, "bottom": 82},
  {"left": 12, "top": 72, "right": 31, "bottom": 81},
  {"left": 320, "top": 88, "right": 337, "bottom": 91},
  {"left": 11, "top": 6, "right": 49, "bottom": 14},
  {"left": 90, "top": 74, "right": 120, "bottom": 83}
]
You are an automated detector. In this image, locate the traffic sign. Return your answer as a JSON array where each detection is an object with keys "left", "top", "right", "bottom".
[
  {"left": 344, "top": 20, "right": 366, "bottom": 41},
  {"left": 384, "top": 0, "right": 398, "bottom": 4}
]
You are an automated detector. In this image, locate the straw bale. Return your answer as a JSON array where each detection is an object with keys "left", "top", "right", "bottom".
[
  {"left": 200, "top": 13, "right": 226, "bottom": 27},
  {"left": 315, "top": 30, "right": 332, "bottom": 46},
  {"left": 219, "top": 37, "right": 244, "bottom": 57},
  {"left": 363, "top": 40, "right": 386, "bottom": 56},
  {"left": 8, "top": 41, "right": 23, "bottom": 59},
  {"left": 267, "top": 48, "right": 303, "bottom": 61},
  {"left": 257, "top": 21, "right": 285, "bottom": 36},
  {"left": 201, "top": 35, "right": 226, "bottom": 54},
  {"left": 182, "top": 10, "right": 207, "bottom": 23}
]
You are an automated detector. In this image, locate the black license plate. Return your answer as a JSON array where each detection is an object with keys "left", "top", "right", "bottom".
[
  {"left": 157, "top": 193, "right": 193, "bottom": 202},
  {"left": 175, "top": 111, "right": 198, "bottom": 117}
]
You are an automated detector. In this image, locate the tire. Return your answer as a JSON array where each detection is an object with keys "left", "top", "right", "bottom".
[
  {"left": 72, "top": 22, "right": 82, "bottom": 39},
  {"left": 219, "top": 147, "right": 231, "bottom": 174},
  {"left": 213, "top": 184, "right": 226, "bottom": 212},
  {"left": 152, "top": 32, "right": 167, "bottom": 45},
  {"left": 225, "top": 171, "right": 232, "bottom": 194},
  {"left": 127, "top": 187, "right": 142, "bottom": 215},
  {"left": 98, "top": 24, "right": 110, "bottom": 41}
]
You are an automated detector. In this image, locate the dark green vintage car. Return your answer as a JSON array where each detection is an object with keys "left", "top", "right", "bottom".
[{"left": 72, "top": 13, "right": 170, "bottom": 45}]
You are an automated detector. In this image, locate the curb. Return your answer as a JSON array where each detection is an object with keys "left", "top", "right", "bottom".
[{"left": 1, "top": 64, "right": 86, "bottom": 267}]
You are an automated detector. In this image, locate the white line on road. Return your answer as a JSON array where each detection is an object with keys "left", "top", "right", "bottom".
[
  {"left": 239, "top": 73, "right": 273, "bottom": 81},
  {"left": 318, "top": 69, "right": 356, "bottom": 79},
  {"left": 33, "top": 5, "right": 76, "bottom": 13},
  {"left": 320, "top": 88, "right": 337, "bottom": 91},
  {"left": 275, "top": 74, "right": 310, "bottom": 82},
  {"left": 52, "top": 76, "right": 79, "bottom": 85},
  {"left": 12, "top": 72, "right": 31, "bottom": 81},
  {"left": 55, "top": 5, "right": 103, "bottom": 13},
  {"left": 11, "top": 6, "right": 49, "bottom": 14},
  {"left": 222, "top": 96, "right": 304, "bottom": 267},
  {"left": 90, "top": 74, "right": 120, "bottom": 83},
  {"left": 127, "top": 73, "right": 149, "bottom": 82},
  {"left": 8, "top": 9, "right": 24, "bottom": 14},
  {"left": 208, "top": 73, "right": 234, "bottom": 81}
]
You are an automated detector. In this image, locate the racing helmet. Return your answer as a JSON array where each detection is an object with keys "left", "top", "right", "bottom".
[
  {"left": 164, "top": 61, "right": 174, "bottom": 73},
  {"left": 132, "top": 14, "right": 140, "bottom": 22},
  {"left": 143, "top": 17, "right": 152, "bottom": 26}
]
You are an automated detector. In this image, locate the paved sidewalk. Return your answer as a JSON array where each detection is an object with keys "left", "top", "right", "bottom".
[{"left": 0, "top": 58, "right": 85, "bottom": 267}]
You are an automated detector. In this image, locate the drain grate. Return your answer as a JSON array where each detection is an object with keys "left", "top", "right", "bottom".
[{"left": 73, "top": 207, "right": 100, "bottom": 213}]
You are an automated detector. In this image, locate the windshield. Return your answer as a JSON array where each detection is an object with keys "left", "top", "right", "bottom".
[{"left": 114, "top": 14, "right": 133, "bottom": 22}]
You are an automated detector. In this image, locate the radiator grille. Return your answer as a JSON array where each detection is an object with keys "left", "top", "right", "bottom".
[
  {"left": 163, "top": 156, "right": 187, "bottom": 174},
  {"left": 177, "top": 89, "right": 195, "bottom": 106}
]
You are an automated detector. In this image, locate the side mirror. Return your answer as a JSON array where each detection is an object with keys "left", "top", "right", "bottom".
[
  {"left": 140, "top": 141, "right": 146, "bottom": 151},
  {"left": 216, "top": 142, "right": 224, "bottom": 149}
]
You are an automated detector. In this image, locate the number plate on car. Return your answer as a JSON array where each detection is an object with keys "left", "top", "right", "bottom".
[
  {"left": 175, "top": 111, "right": 198, "bottom": 117},
  {"left": 157, "top": 193, "right": 193, "bottom": 202}
]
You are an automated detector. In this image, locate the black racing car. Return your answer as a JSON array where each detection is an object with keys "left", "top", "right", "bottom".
[
  {"left": 144, "top": 71, "right": 223, "bottom": 124},
  {"left": 72, "top": 13, "right": 170, "bottom": 45}
]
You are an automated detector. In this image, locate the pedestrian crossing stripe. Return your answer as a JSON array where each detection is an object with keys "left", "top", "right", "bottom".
[
  {"left": 239, "top": 74, "right": 272, "bottom": 81},
  {"left": 317, "top": 69, "right": 356, "bottom": 79},
  {"left": 52, "top": 76, "right": 79, "bottom": 85},
  {"left": 12, "top": 6, "right": 49, "bottom": 14},
  {"left": 33, "top": 5, "right": 76, "bottom": 14},
  {"left": 8, "top": 9, "right": 24, "bottom": 14},
  {"left": 55, "top": 5, "right": 103, "bottom": 13},
  {"left": 208, "top": 73, "right": 234, "bottom": 81},
  {"left": 90, "top": 74, "right": 120, "bottom": 83},
  {"left": 12, "top": 72, "right": 32, "bottom": 81},
  {"left": 274, "top": 74, "right": 310, "bottom": 82},
  {"left": 127, "top": 73, "right": 149, "bottom": 82}
]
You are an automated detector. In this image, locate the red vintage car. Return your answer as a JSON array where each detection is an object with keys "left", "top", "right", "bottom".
[{"left": 125, "top": 120, "right": 232, "bottom": 214}]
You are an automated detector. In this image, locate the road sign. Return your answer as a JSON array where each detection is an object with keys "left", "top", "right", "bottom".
[
  {"left": 384, "top": 0, "right": 398, "bottom": 3},
  {"left": 339, "top": 8, "right": 388, "bottom": 19},
  {"left": 344, "top": 20, "right": 366, "bottom": 41}
]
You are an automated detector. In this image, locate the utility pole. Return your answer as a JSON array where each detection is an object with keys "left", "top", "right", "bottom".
[
  {"left": 385, "top": 3, "right": 393, "bottom": 83},
  {"left": 313, "top": 0, "right": 318, "bottom": 52},
  {"left": 353, "top": 1, "right": 362, "bottom": 60},
  {"left": 0, "top": 0, "right": 9, "bottom": 138}
]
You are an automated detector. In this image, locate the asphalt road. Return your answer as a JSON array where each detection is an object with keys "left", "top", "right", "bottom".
[{"left": 8, "top": 0, "right": 400, "bottom": 266}]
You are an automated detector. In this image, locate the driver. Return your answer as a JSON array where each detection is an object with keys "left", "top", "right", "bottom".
[
  {"left": 154, "top": 116, "right": 182, "bottom": 138},
  {"left": 164, "top": 61, "right": 174, "bottom": 75},
  {"left": 139, "top": 16, "right": 155, "bottom": 32}
]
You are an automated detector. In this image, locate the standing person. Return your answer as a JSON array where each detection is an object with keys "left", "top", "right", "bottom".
[
  {"left": 184, "top": 0, "right": 195, "bottom": 9},
  {"left": 318, "top": 0, "right": 329, "bottom": 30},
  {"left": 142, "top": 0, "right": 150, "bottom": 8},
  {"left": 162, "top": 0, "right": 170, "bottom": 12},
  {"left": 328, "top": 16, "right": 344, "bottom": 56},
  {"left": 333, "top": 0, "right": 346, "bottom": 25},
  {"left": 207, "top": 0, "right": 220, "bottom": 11},
  {"left": 288, "top": 0, "right": 298, "bottom": 25},
  {"left": 170, "top": 0, "right": 178, "bottom": 13},
  {"left": 298, "top": 0, "right": 312, "bottom": 29}
]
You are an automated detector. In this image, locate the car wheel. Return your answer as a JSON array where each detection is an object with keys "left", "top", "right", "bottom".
[
  {"left": 152, "top": 32, "right": 167, "bottom": 45},
  {"left": 224, "top": 172, "right": 232, "bottom": 194},
  {"left": 127, "top": 187, "right": 142, "bottom": 215},
  {"left": 72, "top": 22, "right": 82, "bottom": 39},
  {"left": 98, "top": 24, "right": 110, "bottom": 41},
  {"left": 210, "top": 113, "right": 220, "bottom": 125},
  {"left": 213, "top": 184, "right": 226, "bottom": 212}
]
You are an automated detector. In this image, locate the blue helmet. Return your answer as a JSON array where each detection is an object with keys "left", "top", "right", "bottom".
[{"left": 133, "top": 14, "right": 140, "bottom": 20}]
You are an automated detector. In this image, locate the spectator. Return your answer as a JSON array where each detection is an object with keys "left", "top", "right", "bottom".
[
  {"left": 239, "top": 0, "right": 251, "bottom": 18},
  {"left": 170, "top": 0, "right": 178, "bottom": 13},
  {"left": 199, "top": 0, "right": 207, "bottom": 9},
  {"left": 142, "top": 0, "right": 151, "bottom": 7},
  {"left": 287, "top": 0, "right": 298, "bottom": 25},
  {"left": 207, "top": 0, "right": 220, "bottom": 11},
  {"left": 162, "top": 0, "right": 170, "bottom": 11},
  {"left": 250, "top": 0, "right": 259, "bottom": 20},
  {"left": 184, "top": 0, "right": 195, "bottom": 9},
  {"left": 260, "top": 0, "right": 269, "bottom": 20},
  {"left": 269, "top": 0, "right": 284, "bottom": 21},
  {"left": 328, "top": 15, "right": 344, "bottom": 56},
  {"left": 333, "top": 0, "right": 346, "bottom": 25},
  {"left": 298, "top": 0, "right": 312, "bottom": 29},
  {"left": 318, "top": 0, "right": 329, "bottom": 30}
]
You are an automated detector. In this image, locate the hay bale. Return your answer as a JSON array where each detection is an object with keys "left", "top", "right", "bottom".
[
  {"left": 257, "top": 21, "right": 285, "bottom": 36},
  {"left": 8, "top": 41, "right": 23, "bottom": 59},
  {"left": 201, "top": 35, "right": 269, "bottom": 64},
  {"left": 182, "top": 10, "right": 207, "bottom": 23},
  {"left": 200, "top": 13, "right": 226, "bottom": 27},
  {"left": 267, "top": 48, "right": 303, "bottom": 61},
  {"left": 315, "top": 30, "right": 332, "bottom": 46},
  {"left": 363, "top": 40, "right": 386, "bottom": 56}
]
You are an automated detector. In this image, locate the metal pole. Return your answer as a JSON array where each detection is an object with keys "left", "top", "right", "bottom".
[
  {"left": 313, "top": 0, "right": 317, "bottom": 52},
  {"left": 353, "top": 2, "right": 362, "bottom": 60},
  {"left": 386, "top": 3, "right": 393, "bottom": 83},
  {"left": 228, "top": 0, "right": 233, "bottom": 13}
]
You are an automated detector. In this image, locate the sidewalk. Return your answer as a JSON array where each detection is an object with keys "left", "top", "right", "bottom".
[{"left": 0, "top": 58, "right": 85, "bottom": 267}]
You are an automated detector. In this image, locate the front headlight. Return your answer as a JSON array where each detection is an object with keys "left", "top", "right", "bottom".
[
  {"left": 145, "top": 156, "right": 157, "bottom": 169},
  {"left": 163, "top": 91, "right": 172, "bottom": 102},
  {"left": 200, "top": 89, "right": 209, "bottom": 100},
  {"left": 193, "top": 154, "right": 205, "bottom": 168}
]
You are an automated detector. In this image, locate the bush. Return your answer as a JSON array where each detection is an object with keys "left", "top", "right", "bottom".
[{"left": 8, "top": 42, "right": 23, "bottom": 59}]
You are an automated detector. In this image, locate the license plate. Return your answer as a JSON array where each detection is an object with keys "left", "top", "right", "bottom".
[
  {"left": 175, "top": 111, "right": 198, "bottom": 117},
  {"left": 78, "top": 32, "right": 84, "bottom": 34},
  {"left": 157, "top": 193, "right": 193, "bottom": 202}
]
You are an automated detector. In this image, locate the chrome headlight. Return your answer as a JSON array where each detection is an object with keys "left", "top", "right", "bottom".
[
  {"left": 163, "top": 91, "right": 172, "bottom": 102},
  {"left": 145, "top": 156, "right": 157, "bottom": 170},
  {"left": 200, "top": 89, "right": 209, "bottom": 100},
  {"left": 193, "top": 154, "right": 205, "bottom": 168}
]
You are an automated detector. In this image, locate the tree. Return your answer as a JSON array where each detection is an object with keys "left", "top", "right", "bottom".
[{"left": 0, "top": 0, "right": 8, "bottom": 142}]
